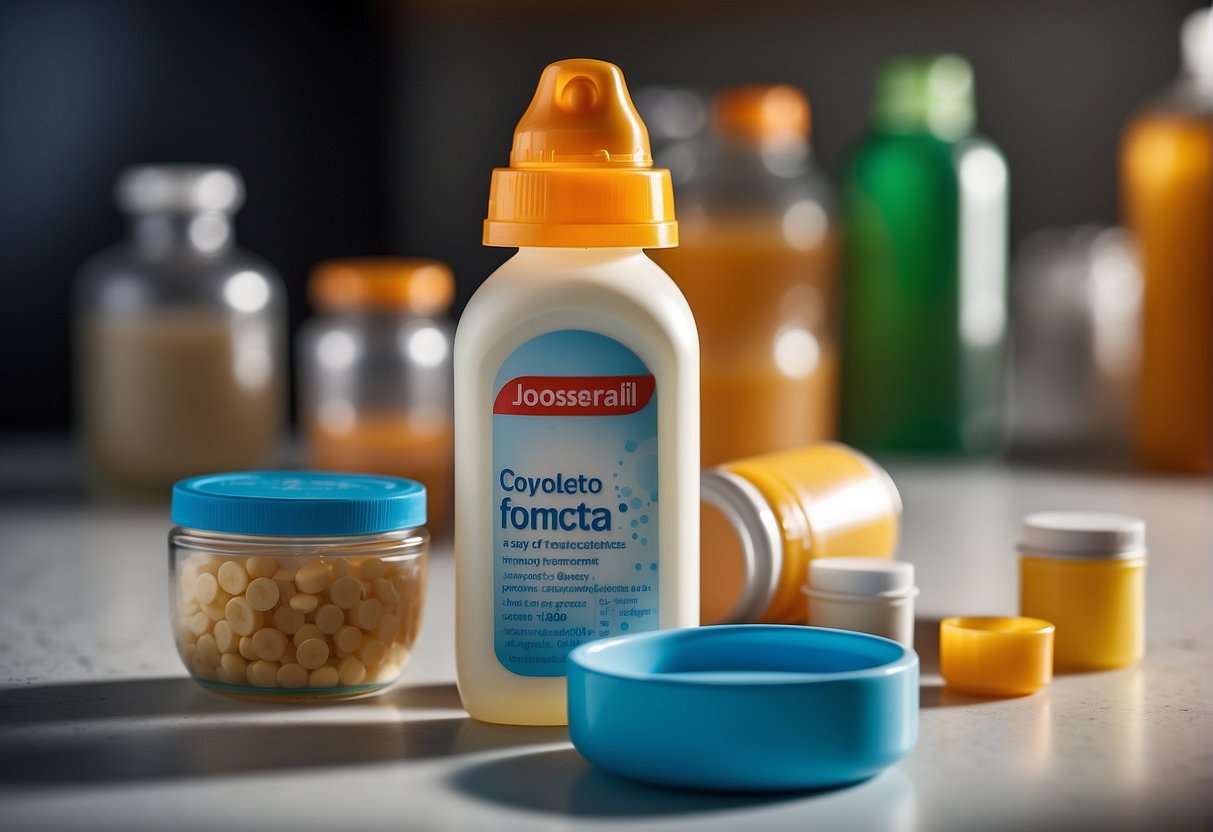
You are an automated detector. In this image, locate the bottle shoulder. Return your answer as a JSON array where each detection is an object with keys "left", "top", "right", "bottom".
[
  {"left": 75, "top": 242, "right": 284, "bottom": 315},
  {"left": 457, "top": 250, "right": 698, "bottom": 362}
]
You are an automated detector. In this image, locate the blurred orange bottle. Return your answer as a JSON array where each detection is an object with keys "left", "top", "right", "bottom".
[
  {"left": 651, "top": 84, "right": 839, "bottom": 466},
  {"left": 299, "top": 259, "right": 456, "bottom": 531},
  {"left": 1120, "top": 8, "right": 1213, "bottom": 474}
]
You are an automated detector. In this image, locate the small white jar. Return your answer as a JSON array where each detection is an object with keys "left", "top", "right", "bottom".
[{"left": 803, "top": 557, "right": 918, "bottom": 646}]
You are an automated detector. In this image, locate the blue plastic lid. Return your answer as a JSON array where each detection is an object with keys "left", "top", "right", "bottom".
[{"left": 172, "top": 471, "right": 426, "bottom": 537}]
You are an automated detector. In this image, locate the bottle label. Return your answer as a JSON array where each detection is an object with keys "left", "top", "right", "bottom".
[{"left": 492, "top": 329, "right": 660, "bottom": 676}]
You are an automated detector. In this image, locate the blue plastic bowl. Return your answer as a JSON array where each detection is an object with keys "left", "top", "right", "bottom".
[{"left": 567, "top": 625, "right": 918, "bottom": 792}]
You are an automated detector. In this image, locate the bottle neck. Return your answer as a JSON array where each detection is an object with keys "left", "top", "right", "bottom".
[
  {"left": 128, "top": 211, "right": 235, "bottom": 256},
  {"left": 511, "top": 246, "right": 647, "bottom": 264}
]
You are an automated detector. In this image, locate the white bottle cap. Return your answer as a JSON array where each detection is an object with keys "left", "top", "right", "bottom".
[
  {"left": 808, "top": 557, "right": 916, "bottom": 598},
  {"left": 1019, "top": 511, "right": 1146, "bottom": 559}
]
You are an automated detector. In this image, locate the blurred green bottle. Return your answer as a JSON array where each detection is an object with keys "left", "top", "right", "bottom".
[{"left": 841, "top": 55, "right": 1008, "bottom": 453}]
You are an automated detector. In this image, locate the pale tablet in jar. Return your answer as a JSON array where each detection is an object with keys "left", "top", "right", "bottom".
[
  {"left": 335, "top": 625, "right": 362, "bottom": 655},
  {"left": 245, "top": 577, "right": 280, "bottom": 612},
  {"left": 293, "top": 623, "right": 323, "bottom": 647},
  {"left": 214, "top": 620, "right": 236, "bottom": 653},
  {"left": 308, "top": 666, "right": 340, "bottom": 688},
  {"left": 278, "top": 662, "right": 308, "bottom": 689},
  {"left": 353, "top": 598, "right": 384, "bottom": 630},
  {"left": 360, "top": 558, "right": 387, "bottom": 581},
  {"left": 217, "top": 561, "right": 249, "bottom": 595},
  {"left": 197, "top": 633, "right": 221, "bottom": 666},
  {"left": 330, "top": 576, "right": 363, "bottom": 610},
  {"left": 225, "top": 596, "right": 259, "bottom": 636},
  {"left": 294, "top": 564, "right": 331, "bottom": 595},
  {"left": 297, "top": 638, "right": 330, "bottom": 670},
  {"left": 220, "top": 652, "right": 248, "bottom": 684},
  {"left": 251, "top": 628, "right": 287, "bottom": 662},
  {"left": 315, "top": 604, "right": 345, "bottom": 635},
  {"left": 338, "top": 657, "right": 367, "bottom": 686},
  {"left": 247, "top": 660, "right": 280, "bottom": 688},
  {"left": 194, "top": 573, "right": 219, "bottom": 605},
  {"left": 246, "top": 557, "right": 279, "bottom": 579},
  {"left": 273, "top": 605, "right": 305, "bottom": 635},
  {"left": 289, "top": 593, "right": 319, "bottom": 614}
]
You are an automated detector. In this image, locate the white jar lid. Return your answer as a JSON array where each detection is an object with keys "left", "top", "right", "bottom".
[
  {"left": 808, "top": 557, "right": 916, "bottom": 597},
  {"left": 1019, "top": 511, "right": 1146, "bottom": 559}
]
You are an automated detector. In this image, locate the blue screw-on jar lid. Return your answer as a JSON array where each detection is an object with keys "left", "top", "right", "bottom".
[{"left": 172, "top": 471, "right": 426, "bottom": 537}]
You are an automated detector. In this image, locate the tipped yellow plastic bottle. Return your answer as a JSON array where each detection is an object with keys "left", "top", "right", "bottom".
[
  {"left": 455, "top": 60, "right": 699, "bottom": 725},
  {"left": 1121, "top": 8, "right": 1213, "bottom": 474}
]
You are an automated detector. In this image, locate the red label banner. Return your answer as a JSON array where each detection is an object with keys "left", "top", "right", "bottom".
[{"left": 493, "top": 375, "right": 655, "bottom": 416}]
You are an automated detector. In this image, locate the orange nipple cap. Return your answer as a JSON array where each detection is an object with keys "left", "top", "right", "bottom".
[{"left": 484, "top": 59, "right": 677, "bottom": 249}]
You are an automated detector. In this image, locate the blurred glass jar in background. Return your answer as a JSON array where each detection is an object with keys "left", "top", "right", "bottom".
[
  {"left": 1009, "top": 227, "right": 1141, "bottom": 458},
  {"left": 1120, "top": 7, "right": 1212, "bottom": 474},
  {"left": 74, "top": 166, "right": 286, "bottom": 497},
  {"left": 841, "top": 55, "right": 1008, "bottom": 455},
  {"left": 651, "top": 84, "right": 839, "bottom": 467},
  {"left": 298, "top": 259, "right": 455, "bottom": 534},
  {"left": 632, "top": 85, "right": 712, "bottom": 189}
]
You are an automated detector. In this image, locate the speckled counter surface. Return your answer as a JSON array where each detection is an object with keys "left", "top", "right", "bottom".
[{"left": 0, "top": 446, "right": 1209, "bottom": 832}]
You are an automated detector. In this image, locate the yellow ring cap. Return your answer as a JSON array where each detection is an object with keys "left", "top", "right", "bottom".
[
  {"left": 940, "top": 616, "right": 1055, "bottom": 697},
  {"left": 484, "top": 59, "right": 677, "bottom": 249},
  {"left": 309, "top": 258, "right": 455, "bottom": 314}
]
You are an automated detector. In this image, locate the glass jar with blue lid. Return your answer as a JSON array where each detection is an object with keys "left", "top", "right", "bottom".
[{"left": 170, "top": 471, "right": 427, "bottom": 699}]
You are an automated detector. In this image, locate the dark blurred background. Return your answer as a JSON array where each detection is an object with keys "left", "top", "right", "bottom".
[{"left": 0, "top": 0, "right": 1202, "bottom": 430}]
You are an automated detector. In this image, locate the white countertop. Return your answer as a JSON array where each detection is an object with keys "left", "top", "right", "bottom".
[{"left": 1, "top": 452, "right": 1210, "bottom": 831}]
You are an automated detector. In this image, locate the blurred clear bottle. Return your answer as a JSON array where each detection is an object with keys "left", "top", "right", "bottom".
[
  {"left": 1009, "top": 227, "right": 1141, "bottom": 458},
  {"left": 75, "top": 166, "right": 286, "bottom": 496},
  {"left": 298, "top": 259, "right": 455, "bottom": 533},
  {"left": 841, "top": 56, "right": 1008, "bottom": 454},
  {"left": 651, "top": 84, "right": 839, "bottom": 466},
  {"left": 632, "top": 85, "right": 712, "bottom": 188},
  {"left": 1120, "top": 8, "right": 1213, "bottom": 474}
]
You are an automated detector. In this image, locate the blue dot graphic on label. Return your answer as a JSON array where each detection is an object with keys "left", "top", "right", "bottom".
[
  {"left": 621, "top": 621, "right": 630, "bottom": 631},
  {"left": 650, "top": 563, "right": 658, "bottom": 571},
  {"left": 634, "top": 563, "right": 642, "bottom": 571},
  {"left": 618, "top": 503, "right": 628, "bottom": 513},
  {"left": 624, "top": 440, "right": 637, "bottom": 453},
  {"left": 630, "top": 519, "right": 638, "bottom": 528},
  {"left": 632, "top": 533, "right": 639, "bottom": 540},
  {"left": 631, "top": 497, "right": 643, "bottom": 509},
  {"left": 613, "top": 472, "right": 618, "bottom": 478},
  {"left": 618, "top": 460, "right": 624, "bottom": 466},
  {"left": 621, "top": 486, "right": 633, "bottom": 497},
  {"left": 651, "top": 491, "right": 659, "bottom": 502},
  {"left": 640, "top": 538, "right": 648, "bottom": 546},
  {"left": 640, "top": 514, "right": 649, "bottom": 525}
]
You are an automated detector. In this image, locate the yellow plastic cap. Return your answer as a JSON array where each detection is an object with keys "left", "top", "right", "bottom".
[
  {"left": 484, "top": 59, "right": 677, "bottom": 249},
  {"left": 309, "top": 258, "right": 455, "bottom": 314},
  {"left": 714, "top": 84, "right": 810, "bottom": 142},
  {"left": 940, "top": 616, "right": 1055, "bottom": 697}
]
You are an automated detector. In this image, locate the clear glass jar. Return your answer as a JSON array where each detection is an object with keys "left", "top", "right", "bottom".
[
  {"left": 298, "top": 259, "right": 455, "bottom": 533},
  {"left": 74, "top": 165, "right": 286, "bottom": 496},
  {"left": 170, "top": 472, "right": 428, "bottom": 700},
  {"left": 650, "top": 84, "right": 840, "bottom": 466}
]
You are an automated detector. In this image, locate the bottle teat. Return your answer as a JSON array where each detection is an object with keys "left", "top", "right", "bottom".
[
  {"left": 484, "top": 58, "right": 677, "bottom": 249},
  {"left": 510, "top": 60, "right": 653, "bottom": 167}
]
